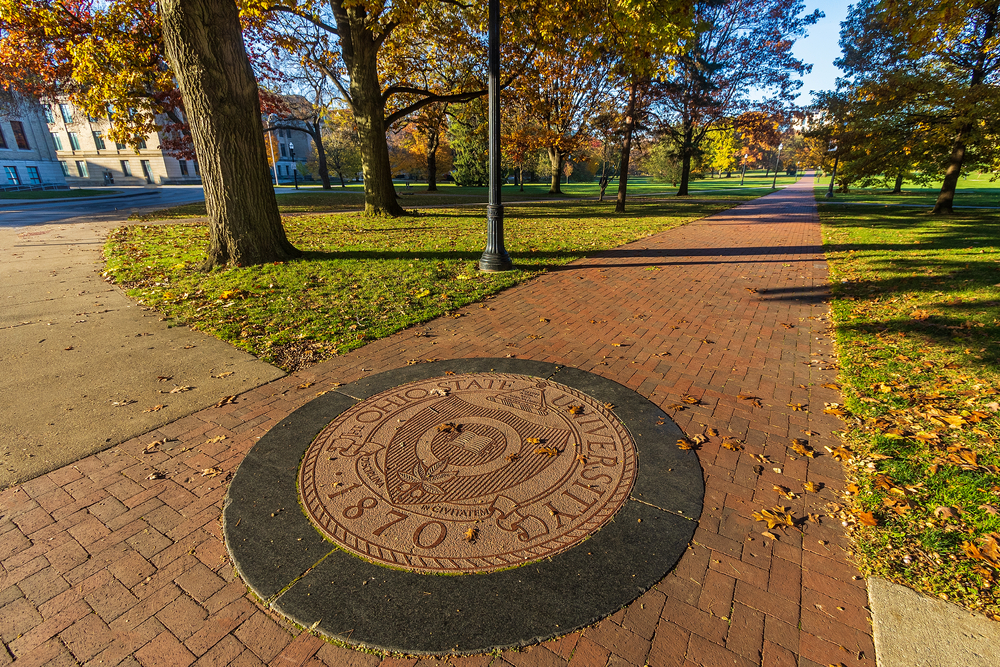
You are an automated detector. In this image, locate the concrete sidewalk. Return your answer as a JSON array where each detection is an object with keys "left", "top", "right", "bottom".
[
  {"left": 0, "top": 214, "right": 285, "bottom": 487},
  {"left": 3, "top": 176, "right": 872, "bottom": 666}
]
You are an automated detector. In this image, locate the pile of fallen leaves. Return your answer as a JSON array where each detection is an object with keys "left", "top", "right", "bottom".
[{"left": 821, "top": 205, "right": 1000, "bottom": 617}]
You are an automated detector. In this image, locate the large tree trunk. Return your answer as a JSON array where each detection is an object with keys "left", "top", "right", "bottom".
[
  {"left": 309, "top": 123, "right": 331, "bottom": 189},
  {"left": 159, "top": 0, "right": 299, "bottom": 268},
  {"left": 333, "top": 1, "right": 404, "bottom": 215},
  {"left": 547, "top": 147, "right": 563, "bottom": 194},
  {"left": 615, "top": 78, "right": 637, "bottom": 213},
  {"left": 933, "top": 126, "right": 969, "bottom": 215}
]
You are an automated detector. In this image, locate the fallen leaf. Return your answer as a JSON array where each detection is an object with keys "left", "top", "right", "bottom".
[
  {"left": 463, "top": 527, "right": 478, "bottom": 542},
  {"left": 762, "top": 531, "right": 778, "bottom": 541},
  {"left": 437, "top": 422, "right": 459, "bottom": 433},
  {"left": 297, "top": 382, "right": 315, "bottom": 389},
  {"left": 143, "top": 404, "right": 165, "bottom": 413},
  {"left": 576, "top": 455, "right": 587, "bottom": 464},
  {"left": 721, "top": 437, "right": 744, "bottom": 451},
  {"left": 204, "top": 435, "right": 227, "bottom": 444},
  {"left": 157, "top": 376, "right": 173, "bottom": 382},
  {"left": 787, "top": 403, "right": 808, "bottom": 411},
  {"left": 568, "top": 405, "right": 584, "bottom": 415},
  {"left": 201, "top": 467, "right": 223, "bottom": 477},
  {"left": 604, "top": 402, "right": 616, "bottom": 410},
  {"left": 774, "top": 485, "right": 798, "bottom": 500},
  {"left": 212, "top": 371, "right": 234, "bottom": 378},
  {"left": 706, "top": 427, "right": 719, "bottom": 436},
  {"left": 791, "top": 439, "right": 815, "bottom": 458},
  {"left": 216, "top": 396, "right": 237, "bottom": 407},
  {"left": 803, "top": 481, "right": 821, "bottom": 493},
  {"left": 146, "top": 472, "right": 165, "bottom": 480},
  {"left": 752, "top": 506, "right": 796, "bottom": 530},
  {"left": 169, "top": 385, "right": 194, "bottom": 394},
  {"left": 690, "top": 434, "right": 708, "bottom": 445},
  {"left": 505, "top": 453, "right": 520, "bottom": 462},
  {"left": 980, "top": 504, "right": 1000, "bottom": 516},
  {"left": 828, "top": 446, "right": 854, "bottom": 462},
  {"left": 681, "top": 394, "right": 702, "bottom": 405},
  {"left": 821, "top": 383, "right": 840, "bottom": 390},
  {"left": 934, "top": 506, "right": 960, "bottom": 520},
  {"left": 535, "top": 446, "right": 560, "bottom": 457},
  {"left": 677, "top": 439, "right": 695, "bottom": 450},
  {"left": 525, "top": 436, "right": 542, "bottom": 445},
  {"left": 738, "top": 394, "right": 763, "bottom": 408},
  {"left": 143, "top": 441, "right": 162, "bottom": 454},
  {"left": 856, "top": 511, "right": 878, "bottom": 527}
]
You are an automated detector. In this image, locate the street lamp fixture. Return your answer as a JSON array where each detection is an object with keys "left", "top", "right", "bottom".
[
  {"left": 290, "top": 142, "right": 298, "bottom": 190},
  {"left": 771, "top": 143, "right": 783, "bottom": 189},
  {"left": 478, "top": 0, "right": 512, "bottom": 272}
]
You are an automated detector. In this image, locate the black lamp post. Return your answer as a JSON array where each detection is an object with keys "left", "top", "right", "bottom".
[
  {"left": 771, "top": 142, "right": 783, "bottom": 189},
  {"left": 290, "top": 142, "right": 299, "bottom": 190},
  {"left": 478, "top": 0, "right": 512, "bottom": 272}
]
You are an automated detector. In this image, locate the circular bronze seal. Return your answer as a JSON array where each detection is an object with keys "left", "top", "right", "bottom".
[{"left": 299, "top": 373, "right": 637, "bottom": 574}]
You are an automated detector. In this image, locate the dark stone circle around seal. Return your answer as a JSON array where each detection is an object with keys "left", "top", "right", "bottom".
[
  {"left": 299, "top": 373, "right": 637, "bottom": 574},
  {"left": 223, "top": 358, "right": 704, "bottom": 656}
]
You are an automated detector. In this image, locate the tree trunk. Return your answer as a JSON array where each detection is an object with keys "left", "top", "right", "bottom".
[
  {"left": 426, "top": 128, "right": 439, "bottom": 191},
  {"left": 547, "top": 147, "right": 563, "bottom": 194},
  {"left": 309, "top": 123, "right": 331, "bottom": 189},
  {"left": 678, "top": 151, "right": 692, "bottom": 196},
  {"left": 333, "top": 1, "right": 404, "bottom": 216},
  {"left": 159, "top": 0, "right": 299, "bottom": 268},
  {"left": 615, "top": 78, "right": 637, "bottom": 213},
  {"left": 892, "top": 172, "right": 904, "bottom": 194},
  {"left": 932, "top": 127, "right": 969, "bottom": 215},
  {"left": 519, "top": 166, "right": 524, "bottom": 191}
]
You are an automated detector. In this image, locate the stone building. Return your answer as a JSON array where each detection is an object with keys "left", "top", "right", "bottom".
[
  {"left": 0, "top": 97, "right": 68, "bottom": 190},
  {"left": 44, "top": 100, "right": 201, "bottom": 187}
]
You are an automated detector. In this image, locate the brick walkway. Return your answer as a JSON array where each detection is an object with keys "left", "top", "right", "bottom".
[{"left": 0, "top": 175, "right": 874, "bottom": 667}]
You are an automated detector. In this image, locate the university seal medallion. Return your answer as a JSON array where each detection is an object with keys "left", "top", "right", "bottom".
[{"left": 299, "top": 373, "right": 637, "bottom": 573}]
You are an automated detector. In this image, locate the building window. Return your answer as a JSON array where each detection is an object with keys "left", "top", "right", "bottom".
[
  {"left": 0, "top": 126, "right": 6, "bottom": 149},
  {"left": 51, "top": 132, "right": 63, "bottom": 150},
  {"left": 279, "top": 143, "right": 287, "bottom": 157},
  {"left": 120, "top": 160, "right": 132, "bottom": 177},
  {"left": 60, "top": 161, "right": 70, "bottom": 176},
  {"left": 4, "top": 166, "right": 21, "bottom": 185},
  {"left": 43, "top": 106, "right": 55, "bottom": 123},
  {"left": 76, "top": 161, "right": 89, "bottom": 178},
  {"left": 140, "top": 159, "right": 152, "bottom": 183},
  {"left": 93, "top": 131, "right": 106, "bottom": 150},
  {"left": 115, "top": 141, "right": 126, "bottom": 150},
  {"left": 27, "top": 166, "right": 41, "bottom": 184},
  {"left": 10, "top": 121, "right": 29, "bottom": 150},
  {"left": 136, "top": 137, "right": 147, "bottom": 150},
  {"left": 193, "top": 161, "right": 199, "bottom": 176},
  {"left": 59, "top": 103, "right": 73, "bottom": 124},
  {"left": 68, "top": 132, "right": 81, "bottom": 150},
  {"left": 178, "top": 159, "right": 188, "bottom": 176}
]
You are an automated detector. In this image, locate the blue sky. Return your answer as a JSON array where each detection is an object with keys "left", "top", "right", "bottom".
[{"left": 792, "top": 0, "right": 852, "bottom": 103}]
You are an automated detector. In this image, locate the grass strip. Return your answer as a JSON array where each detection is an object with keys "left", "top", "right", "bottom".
[
  {"left": 105, "top": 199, "right": 735, "bottom": 371},
  {"left": 820, "top": 200, "right": 1000, "bottom": 617}
]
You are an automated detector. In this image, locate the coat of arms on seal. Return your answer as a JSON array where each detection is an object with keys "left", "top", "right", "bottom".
[{"left": 299, "top": 373, "right": 637, "bottom": 573}]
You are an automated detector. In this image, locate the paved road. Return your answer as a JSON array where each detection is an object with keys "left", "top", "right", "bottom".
[{"left": 0, "top": 186, "right": 207, "bottom": 227}]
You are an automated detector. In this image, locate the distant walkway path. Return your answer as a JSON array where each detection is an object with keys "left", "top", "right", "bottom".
[{"left": 0, "top": 175, "right": 873, "bottom": 666}]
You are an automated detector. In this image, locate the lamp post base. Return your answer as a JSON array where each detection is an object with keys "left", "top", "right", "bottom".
[{"left": 479, "top": 204, "right": 513, "bottom": 272}]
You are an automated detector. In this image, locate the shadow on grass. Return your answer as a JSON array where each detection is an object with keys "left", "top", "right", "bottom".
[{"left": 823, "top": 206, "right": 1000, "bottom": 370}]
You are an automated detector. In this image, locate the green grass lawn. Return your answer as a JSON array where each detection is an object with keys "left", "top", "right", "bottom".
[
  {"left": 815, "top": 171, "right": 1000, "bottom": 208},
  {"left": 821, "top": 203, "right": 1000, "bottom": 617},
  {"left": 0, "top": 188, "right": 118, "bottom": 199},
  {"left": 129, "top": 174, "right": 796, "bottom": 221},
  {"left": 106, "top": 199, "right": 737, "bottom": 371}
]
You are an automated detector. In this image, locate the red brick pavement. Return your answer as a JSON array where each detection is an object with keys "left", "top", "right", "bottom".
[{"left": 0, "top": 176, "right": 873, "bottom": 666}]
